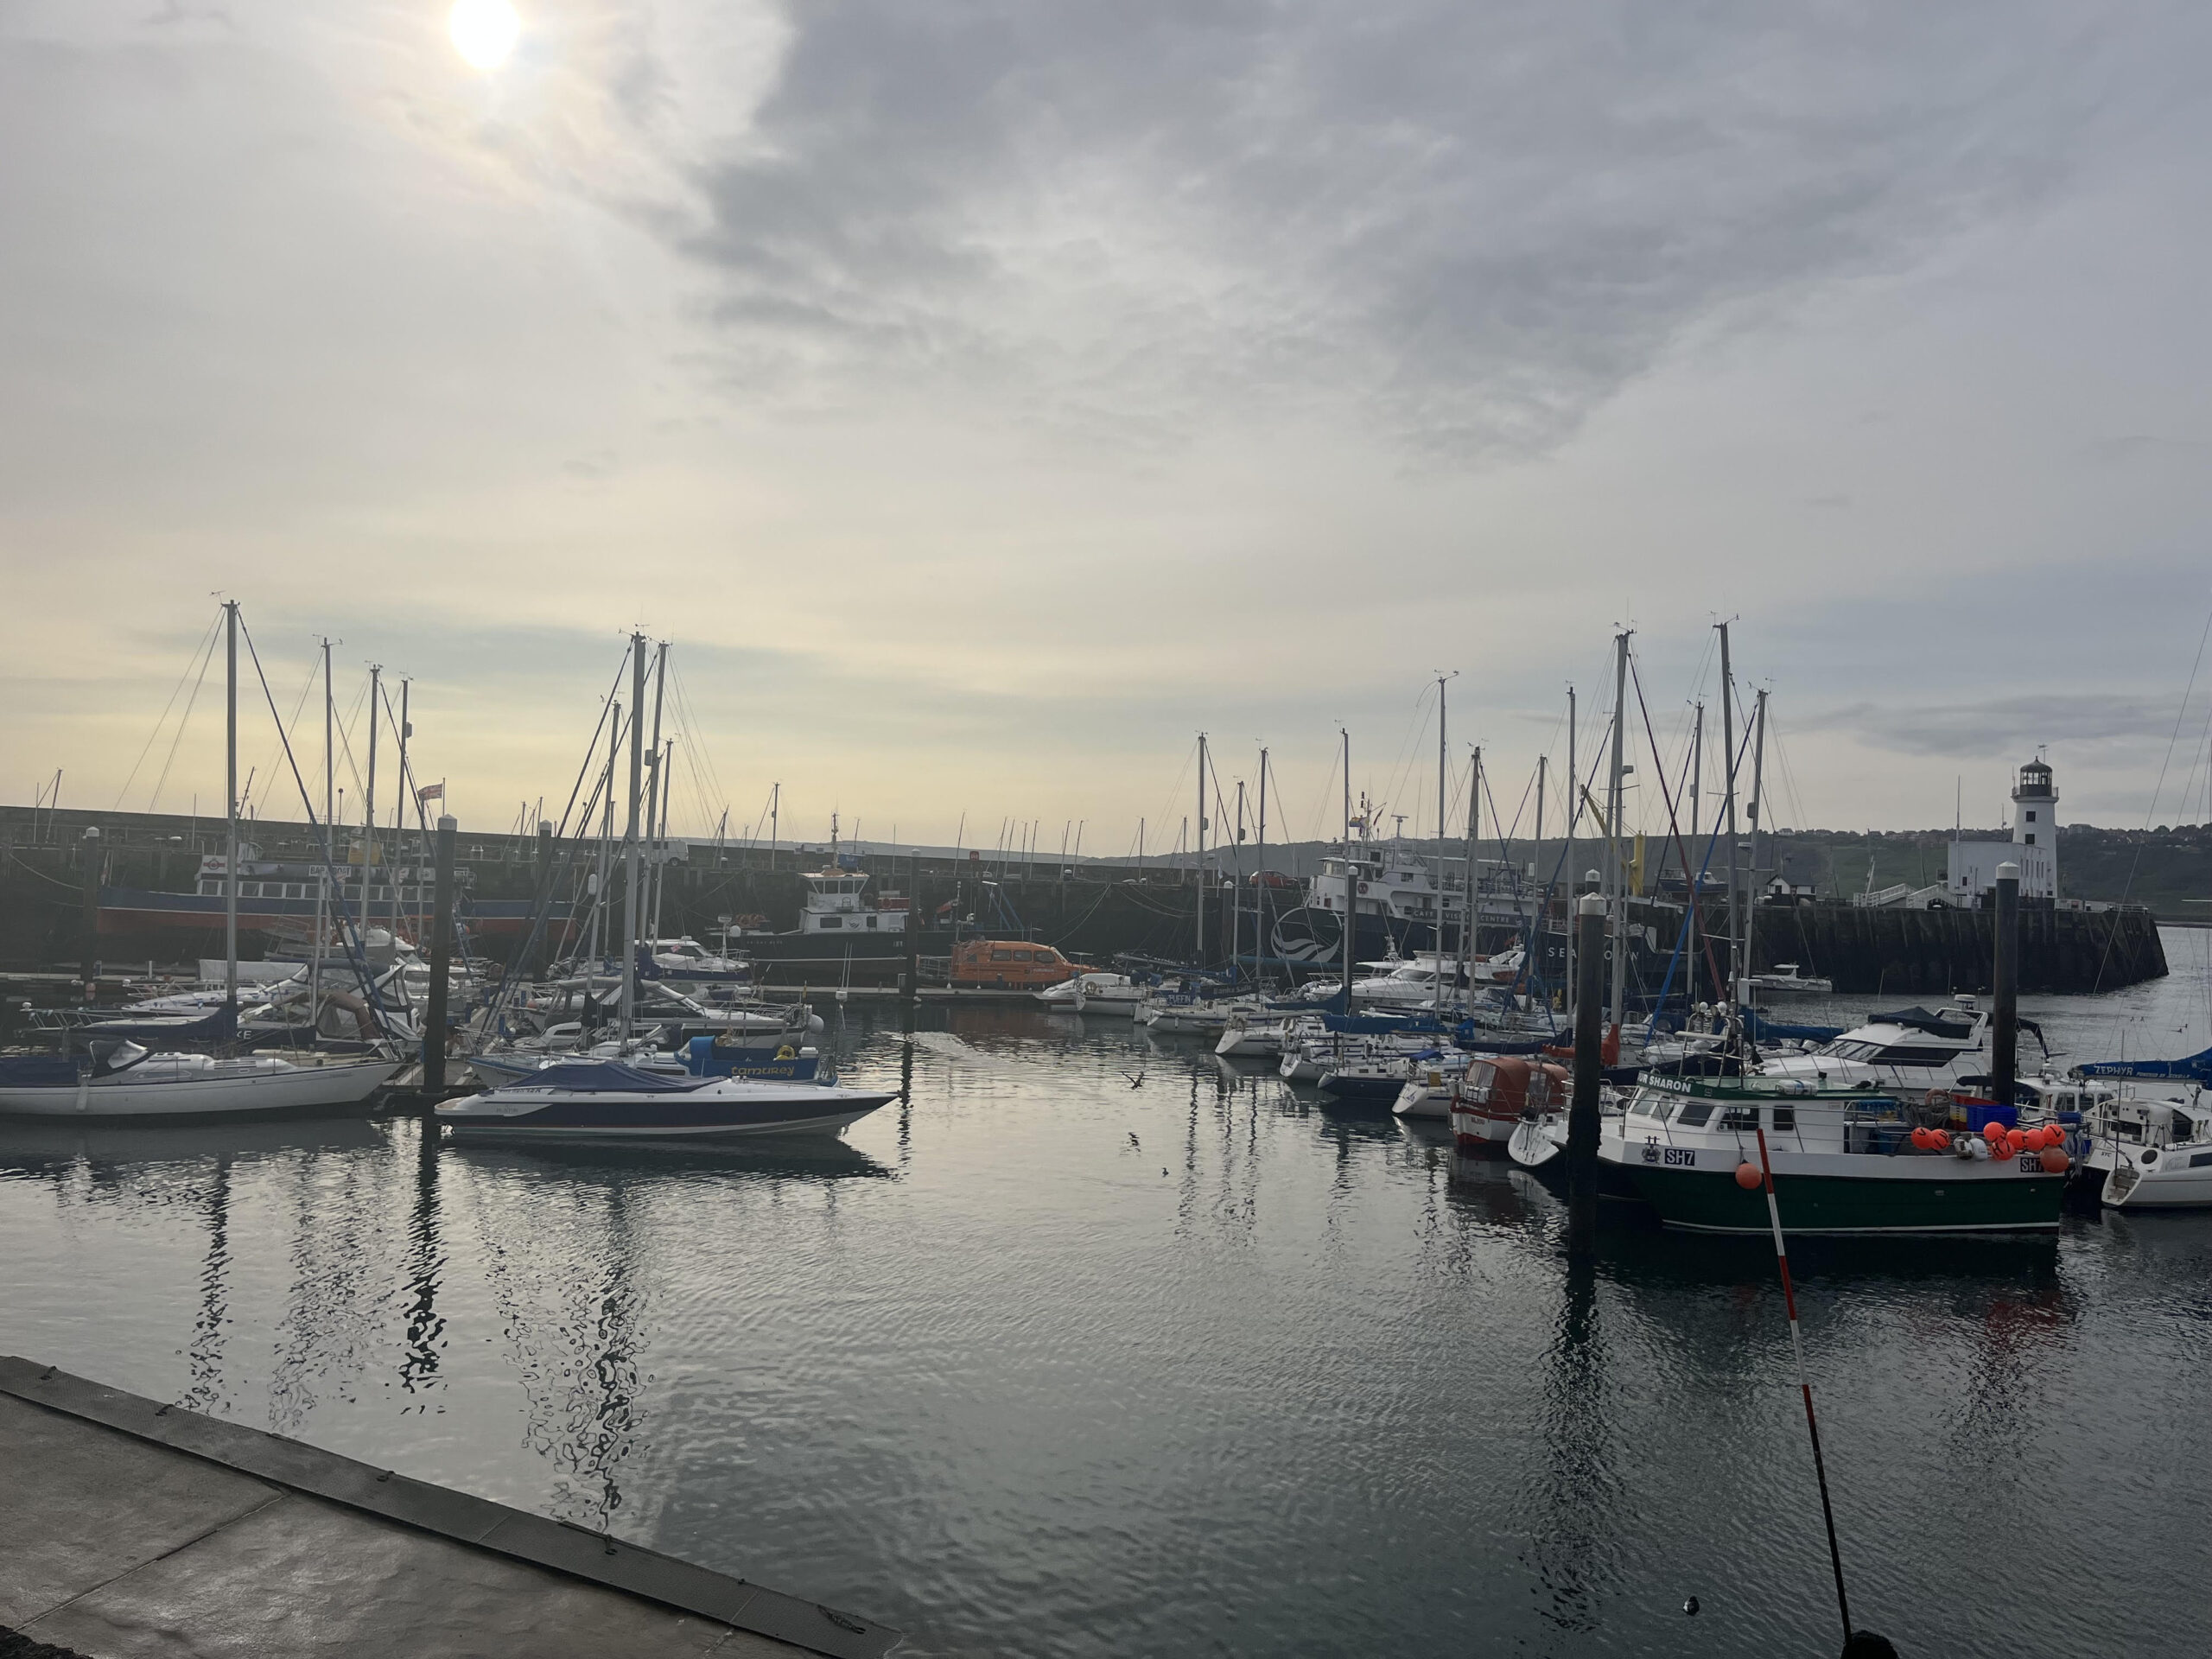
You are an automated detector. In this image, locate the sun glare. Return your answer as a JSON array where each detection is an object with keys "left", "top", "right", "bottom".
[{"left": 448, "top": 0, "right": 520, "bottom": 71}]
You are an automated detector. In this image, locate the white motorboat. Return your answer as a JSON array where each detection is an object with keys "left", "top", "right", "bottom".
[
  {"left": 1744, "top": 963, "right": 1834, "bottom": 998},
  {"left": 437, "top": 1059, "right": 893, "bottom": 1141},
  {"left": 1034, "top": 972, "right": 1147, "bottom": 1014},
  {"left": 1756, "top": 998, "right": 1993, "bottom": 1093}
]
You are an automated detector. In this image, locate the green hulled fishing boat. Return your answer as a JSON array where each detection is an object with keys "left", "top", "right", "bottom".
[{"left": 1601, "top": 1072, "right": 2067, "bottom": 1235}]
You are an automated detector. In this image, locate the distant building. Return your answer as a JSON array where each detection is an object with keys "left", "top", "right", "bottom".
[{"left": 1946, "top": 758, "right": 2056, "bottom": 901}]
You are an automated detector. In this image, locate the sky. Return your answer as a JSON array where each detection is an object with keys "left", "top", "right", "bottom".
[{"left": 4, "top": 0, "right": 2211, "bottom": 854}]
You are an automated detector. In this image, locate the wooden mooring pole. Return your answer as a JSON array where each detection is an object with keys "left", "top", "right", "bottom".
[
  {"left": 1992, "top": 860, "right": 2019, "bottom": 1111},
  {"left": 422, "top": 814, "right": 457, "bottom": 1097},
  {"left": 1567, "top": 893, "right": 1605, "bottom": 1245}
]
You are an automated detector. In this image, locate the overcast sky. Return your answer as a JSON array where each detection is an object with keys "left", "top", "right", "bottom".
[{"left": 5, "top": 1, "right": 2210, "bottom": 851}]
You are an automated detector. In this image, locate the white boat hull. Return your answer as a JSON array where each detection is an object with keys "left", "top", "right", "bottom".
[{"left": 0, "top": 1057, "right": 402, "bottom": 1119}]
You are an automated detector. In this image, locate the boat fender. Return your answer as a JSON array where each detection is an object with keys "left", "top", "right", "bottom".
[
  {"left": 2039, "top": 1147, "right": 2069, "bottom": 1174},
  {"left": 776, "top": 1045, "right": 797, "bottom": 1060},
  {"left": 1733, "top": 1162, "right": 1763, "bottom": 1190},
  {"left": 1966, "top": 1138, "right": 1990, "bottom": 1160}
]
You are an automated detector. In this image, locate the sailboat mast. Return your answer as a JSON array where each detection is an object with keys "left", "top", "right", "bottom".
[
  {"left": 224, "top": 601, "right": 238, "bottom": 1008},
  {"left": 396, "top": 677, "right": 412, "bottom": 947},
  {"left": 1340, "top": 728, "right": 1355, "bottom": 1007},
  {"left": 1606, "top": 632, "right": 1630, "bottom": 1027},
  {"left": 588, "top": 699, "right": 618, "bottom": 970},
  {"left": 1563, "top": 687, "right": 1577, "bottom": 1011},
  {"left": 642, "top": 643, "right": 668, "bottom": 952},
  {"left": 1457, "top": 746, "right": 1481, "bottom": 1013},
  {"left": 1719, "top": 621, "right": 1741, "bottom": 1005},
  {"left": 1435, "top": 672, "right": 1449, "bottom": 968},
  {"left": 620, "top": 634, "right": 645, "bottom": 1040},
  {"left": 1256, "top": 749, "right": 1268, "bottom": 985},
  {"left": 314, "top": 635, "right": 332, "bottom": 1001},
  {"left": 363, "top": 664, "right": 381, "bottom": 955},
  {"left": 1195, "top": 733, "right": 1208, "bottom": 965},
  {"left": 1745, "top": 687, "right": 1770, "bottom": 993},
  {"left": 652, "top": 738, "right": 676, "bottom": 943}
]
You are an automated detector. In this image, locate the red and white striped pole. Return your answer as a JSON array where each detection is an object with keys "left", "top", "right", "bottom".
[{"left": 1754, "top": 1125, "right": 1853, "bottom": 1645}]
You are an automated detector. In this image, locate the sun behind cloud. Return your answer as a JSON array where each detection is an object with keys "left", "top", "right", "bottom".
[{"left": 448, "top": 0, "right": 520, "bottom": 71}]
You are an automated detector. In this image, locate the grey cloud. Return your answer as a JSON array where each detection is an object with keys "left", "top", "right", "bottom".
[
  {"left": 648, "top": 0, "right": 2196, "bottom": 456},
  {"left": 1801, "top": 693, "right": 2194, "bottom": 759}
]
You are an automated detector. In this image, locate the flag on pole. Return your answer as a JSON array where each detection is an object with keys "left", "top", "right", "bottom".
[{"left": 417, "top": 782, "right": 444, "bottom": 802}]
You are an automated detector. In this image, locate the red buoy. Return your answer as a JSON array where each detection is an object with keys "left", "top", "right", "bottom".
[
  {"left": 2040, "top": 1147, "right": 2069, "bottom": 1174},
  {"left": 1735, "top": 1161, "right": 1763, "bottom": 1190},
  {"left": 1981, "top": 1121, "right": 2005, "bottom": 1141}
]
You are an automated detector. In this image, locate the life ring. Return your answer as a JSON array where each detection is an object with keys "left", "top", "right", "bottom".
[{"left": 776, "top": 1045, "right": 797, "bottom": 1061}]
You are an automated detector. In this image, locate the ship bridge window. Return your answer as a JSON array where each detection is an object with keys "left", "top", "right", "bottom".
[
  {"left": 1719, "top": 1106, "right": 1758, "bottom": 1130},
  {"left": 1770, "top": 1107, "right": 1796, "bottom": 1132},
  {"left": 819, "top": 916, "right": 841, "bottom": 929},
  {"left": 1675, "top": 1101, "right": 1714, "bottom": 1128},
  {"left": 200, "top": 880, "right": 218, "bottom": 896},
  {"left": 1628, "top": 1095, "right": 1666, "bottom": 1118}
]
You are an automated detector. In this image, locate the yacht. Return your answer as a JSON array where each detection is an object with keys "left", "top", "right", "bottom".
[
  {"left": 1744, "top": 963, "right": 1834, "bottom": 998},
  {"left": 1756, "top": 999, "right": 1993, "bottom": 1093},
  {"left": 1035, "top": 972, "right": 1147, "bottom": 1014}
]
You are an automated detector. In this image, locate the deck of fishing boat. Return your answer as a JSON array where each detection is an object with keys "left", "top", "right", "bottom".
[{"left": 0, "top": 1357, "right": 899, "bottom": 1658}]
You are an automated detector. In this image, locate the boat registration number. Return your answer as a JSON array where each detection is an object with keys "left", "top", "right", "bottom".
[{"left": 1641, "top": 1142, "right": 1696, "bottom": 1167}]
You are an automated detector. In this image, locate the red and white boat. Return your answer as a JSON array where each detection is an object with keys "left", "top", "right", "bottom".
[{"left": 1446, "top": 1055, "right": 1571, "bottom": 1154}]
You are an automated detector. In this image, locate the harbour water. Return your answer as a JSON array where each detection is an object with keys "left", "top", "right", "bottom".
[{"left": 2, "top": 934, "right": 2207, "bottom": 1656}]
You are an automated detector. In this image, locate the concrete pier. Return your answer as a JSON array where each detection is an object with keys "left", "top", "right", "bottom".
[{"left": 0, "top": 1357, "right": 899, "bottom": 1658}]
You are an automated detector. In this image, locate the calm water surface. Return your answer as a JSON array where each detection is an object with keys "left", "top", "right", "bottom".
[{"left": 2, "top": 936, "right": 2208, "bottom": 1657}]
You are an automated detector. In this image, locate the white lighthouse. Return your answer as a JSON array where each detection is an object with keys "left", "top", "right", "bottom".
[{"left": 1947, "top": 757, "right": 2058, "bottom": 901}]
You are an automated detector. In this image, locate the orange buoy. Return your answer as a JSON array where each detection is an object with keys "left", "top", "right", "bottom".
[
  {"left": 1734, "top": 1161, "right": 1764, "bottom": 1190},
  {"left": 1909, "top": 1128, "right": 1930, "bottom": 1149},
  {"left": 2040, "top": 1147, "right": 2070, "bottom": 1174},
  {"left": 1981, "top": 1121, "right": 2005, "bottom": 1141}
]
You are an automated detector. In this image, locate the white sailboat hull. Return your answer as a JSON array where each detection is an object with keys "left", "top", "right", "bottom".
[{"left": 0, "top": 1058, "right": 403, "bottom": 1119}]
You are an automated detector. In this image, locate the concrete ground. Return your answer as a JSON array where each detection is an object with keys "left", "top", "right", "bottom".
[{"left": 0, "top": 1359, "right": 899, "bottom": 1659}]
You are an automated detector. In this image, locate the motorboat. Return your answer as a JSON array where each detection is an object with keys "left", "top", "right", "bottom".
[
  {"left": 436, "top": 1059, "right": 894, "bottom": 1141},
  {"left": 1034, "top": 972, "right": 1147, "bottom": 1014},
  {"left": 1755, "top": 998, "right": 1997, "bottom": 1093},
  {"left": 468, "top": 1033, "right": 820, "bottom": 1089},
  {"left": 1350, "top": 957, "right": 1468, "bottom": 1012},
  {"left": 1744, "top": 963, "right": 1834, "bottom": 998}
]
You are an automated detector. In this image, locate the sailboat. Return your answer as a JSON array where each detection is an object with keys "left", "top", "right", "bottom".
[
  {"left": 0, "top": 603, "right": 402, "bottom": 1119},
  {"left": 438, "top": 635, "right": 880, "bottom": 1143}
]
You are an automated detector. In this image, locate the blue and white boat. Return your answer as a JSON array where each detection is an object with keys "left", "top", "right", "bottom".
[{"left": 435, "top": 1059, "right": 894, "bottom": 1141}]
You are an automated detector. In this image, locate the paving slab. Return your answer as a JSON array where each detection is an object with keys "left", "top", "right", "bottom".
[
  {"left": 0, "top": 1395, "right": 278, "bottom": 1630},
  {"left": 0, "top": 1359, "right": 900, "bottom": 1659}
]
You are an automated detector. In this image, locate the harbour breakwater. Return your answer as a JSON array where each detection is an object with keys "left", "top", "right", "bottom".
[{"left": 0, "top": 807, "right": 2166, "bottom": 995}]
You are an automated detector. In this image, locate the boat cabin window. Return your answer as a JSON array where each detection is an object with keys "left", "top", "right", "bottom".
[
  {"left": 1719, "top": 1106, "right": 1758, "bottom": 1131},
  {"left": 1770, "top": 1107, "right": 1796, "bottom": 1132},
  {"left": 1629, "top": 1095, "right": 1666, "bottom": 1118},
  {"left": 1675, "top": 1101, "right": 1715, "bottom": 1128},
  {"left": 1012, "top": 950, "right": 1033, "bottom": 961},
  {"left": 819, "top": 916, "right": 841, "bottom": 929},
  {"left": 991, "top": 949, "right": 1014, "bottom": 962}
]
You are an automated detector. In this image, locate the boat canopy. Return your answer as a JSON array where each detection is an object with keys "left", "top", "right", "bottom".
[
  {"left": 1870, "top": 1007, "right": 1978, "bottom": 1039},
  {"left": 2077, "top": 1044, "right": 2212, "bottom": 1085},
  {"left": 518, "top": 1060, "right": 709, "bottom": 1093}
]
